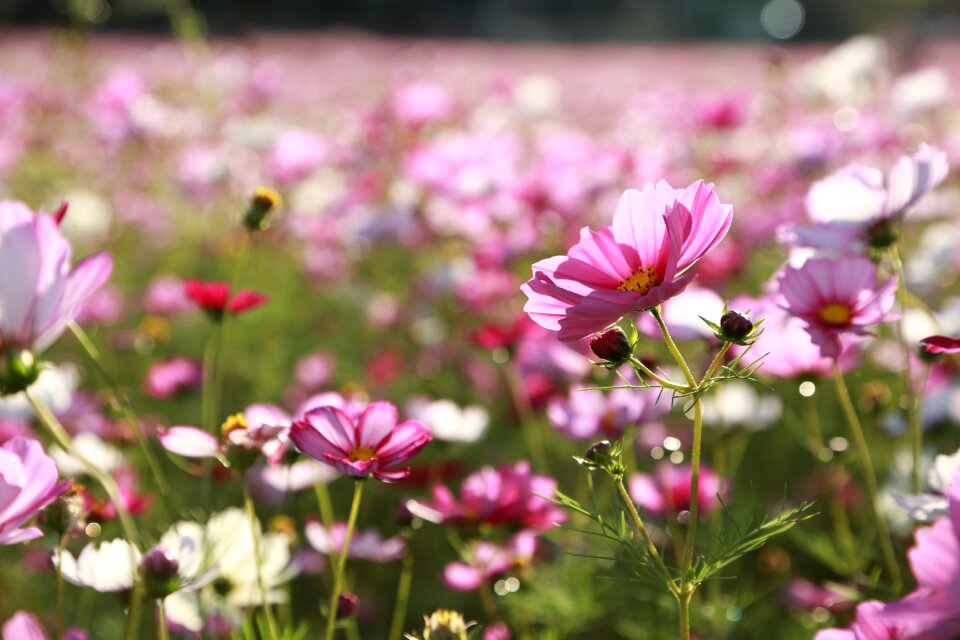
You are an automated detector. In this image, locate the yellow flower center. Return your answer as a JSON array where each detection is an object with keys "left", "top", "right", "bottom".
[
  {"left": 818, "top": 303, "right": 852, "bottom": 326},
  {"left": 220, "top": 413, "right": 249, "bottom": 437},
  {"left": 617, "top": 266, "right": 658, "bottom": 295},
  {"left": 348, "top": 446, "right": 376, "bottom": 462},
  {"left": 251, "top": 185, "right": 283, "bottom": 212}
]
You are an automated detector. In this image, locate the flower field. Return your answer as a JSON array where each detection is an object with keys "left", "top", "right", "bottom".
[{"left": 1, "top": 30, "right": 960, "bottom": 639}]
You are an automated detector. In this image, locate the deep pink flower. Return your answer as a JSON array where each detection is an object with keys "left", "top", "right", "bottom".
[
  {"left": 629, "top": 463, "right": 723, "bottom": 517},
  {"left": 289, "top": 402, "right": 431, "bottom": 481},
  {"left": 0, "top": 437, "right": 71, "bottom": 545},
  {"left": 442, "top": 531, "right": 538, "bottom": 592},
  {"left": 184, "top": 280, "right": 268, "bottom": 316},
  {"left": 778, "top": 255, "right": 897, "bottom": 360},
  {"left": 0, "top": 201, "right": 113, "bottom": 352},
  {"left": 920, "top": 336, "right": 960, "bottom": 355},
  {"left": 522, "top": 181, "right": 733, "bottom": 342},
  {"left": 815, "top": 600, "right": 923, "bottom": 640},
  {"left": 412, "top": 461, "right": 566, "bottom": 531}
]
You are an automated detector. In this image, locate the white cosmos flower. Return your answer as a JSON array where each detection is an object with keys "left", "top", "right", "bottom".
[
  {"left": 892, "top": 448, "right": 960, "bottom": 522},
  {"left": 163, "top": 507, "right": 297, "bottom": 633},
  {"left": 57, "top": 539, "right": 141, "bottom": 592},
  {"left": 50, "top": 432, "right": 126, "bottom": 476},
  {"left": 407, "top": 398, "right": 489, "bottom": 443},
  {"left": 696, "top": 380, "right": 782, "bottom": 432}
]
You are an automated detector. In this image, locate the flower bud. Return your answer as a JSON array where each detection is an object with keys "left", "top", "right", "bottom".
[
  {"left": 584, "top": 440, "right": 612, "bottom": 464},
  {"left": 0, "top": 348, "right": 40, "bottom": 396},
  {"left": 139, "top": 547, "right": 181, "bottom": 599},
  {"left": 589, "top": 328, "right": 632, "bottom": 366},
  {"left": 719, "top": 310, "right": 753, "bottom": 342},
  {"left": 243, "top": 186, "right": 282, "bottom": 231},
  {"left": 337, "top": 592, "right": 358, "bottom": 619}
]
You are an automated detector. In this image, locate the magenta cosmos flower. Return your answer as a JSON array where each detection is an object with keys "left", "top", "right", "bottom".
[
  {"left": 778, "top": 255, "right": 897, "bottom": 360},
  {"left": 522, "top": 180, "right": 733, "bottom": 342},
  {"left": 0, "top": 437, "right": 71, "bottom": 545},
  {"left": 920, "top": 336, "right": 960, "bottom": 356},
  {"left": 289, "top": 402, "right": 431, "bottom": 481},
  {"left": 629, "top": 462, "right": 723, "bottom": 517},
  {"left": 0, "top": 201, "right": 113, "bottom": 353}
]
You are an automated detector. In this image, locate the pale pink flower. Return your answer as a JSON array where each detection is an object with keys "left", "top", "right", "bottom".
[
  {"left": 305, "top": 521, "right": 405, "bottom": 562},
  {"left": 442, "top": 531, "right": 538, "bottom": 592},
  {"left": 522, "top": 181, "right": 732, "bottom": 342},
  {"left": 0, "top": 437, "right": 71, "bottom": 545},
  {"left": 629, "top": 463, "right": 723, "bottom": 517},
  {"left": 0, "top": 202, "right": 113, "bottom": 353}
]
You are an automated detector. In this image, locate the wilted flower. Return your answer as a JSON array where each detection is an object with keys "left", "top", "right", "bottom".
[
  {"left": 778, "top": 255, "right": 897, "bottom": 360},
  {"left": 289, "top": 402, "right": 431, "bottom": 481},
  {"left": 522, "top": 181, "right": 733, "bottom": 342}
]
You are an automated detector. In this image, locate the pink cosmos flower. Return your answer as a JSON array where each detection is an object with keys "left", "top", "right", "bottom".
[
  {"left": 0, "top": 201, "right": 113, "bottom": 353},
  {"left": 522, "top": 181, "right": 733, "bottom": 342},
  {"left": 920, "top": 336, "right": 960, "bottom": 355},
  {"left": 142, "top": 357, "right": 202, "bottom": 399},
  {"left": 814, "top": 600, "right": 929, "bottom": 640},
  {"left": 629, "top": 463, "right": 723, "bottom": 517},
  {"left": 159, "top": 406, "right": 290, "bottom": 466},
  {"left": 0, "top": 437, "right": 71, "bottom": 545},
  {"left": 411, "top": 461, "right": 566, "bottom": 531},
  {"left": 442, "top": 531, "right": 538, "bottom": 592},
  {"left": 305, "top": 520, "right": 405, "bottom": 562},
  {"left": 289, "top": 402, "right": 431, "bottom": 481},
  {"left": 546, "top": 378, "right": 665, "bottom": 441},
  {"left": 183, "top": 280, "right": 268, "bottom": 317},
  {"left": 778, "top": 255, "right": 898, "bottom": 360}
]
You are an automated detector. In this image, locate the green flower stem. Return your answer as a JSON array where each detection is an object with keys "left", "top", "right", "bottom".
[
  {"left": 832, "top": 363, "right": 901, "bottom": 586},
  {"left": 680, "top": 397, "right": 704, "bottom": 573},
  {"left": 25, "top": 389, "right": 140, "bottom": 546},
  {"left": 651, "top": 308, "right": 697, "bottom": 389},
  {"left": 388, "top": 546, "right": 415, "bottom": 640},
  {"left": 701, "top": 343, "right": 731, "bottom": 385},
  {"left": 628, "top": 356, "right": 690, "bottom": 393},
  {"left": 242, "top": 483, "right": 280, "bottom": 640},
  {"left": 891, "top": 247, "right": 923, "bottom": 493},
  {"left": 325, "top": 480, "right": 365, "bottom": 640},
  {"left": 123, "top": 588, "right": 142, "bottom": 640},
  {"left": 615, "top": 476, "right": 679, "bottom": 596},
  {"left": 68, "top": 323, "right": 170, "bottom": 496},
  {"left": 678, "top": 588, "right": 691, "bottom": 640},
  {"left": 200, "top": 323, "right": 223, "bottom": 506},
  {"left": 56, "top": 534, "right": 65, "bottom": 638},
  {"left": 503, "top": 361, "right": 550, "bottom": 473},
  {"left": 157, "top": 599, "right": 170, "bottom": 640}
]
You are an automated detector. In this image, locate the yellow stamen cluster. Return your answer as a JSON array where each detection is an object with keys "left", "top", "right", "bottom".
[
  {"left": 220, "top": 413, "right": 249, "bottom": 437},
  {"left": 617, "top": 266, "right": 657, "bottom": 295},
  {"left": 818, "top": 303, "right": 853, "bottom": 326},
  {"left": 251, "top": 186, "right": 283, "bottom": 212},
  {"left": 348, "top": 446, "right": 376, "bottom": 462}
]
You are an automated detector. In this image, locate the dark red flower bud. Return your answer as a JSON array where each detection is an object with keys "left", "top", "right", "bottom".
[
  {"left": 589, "top": 328, "right": 632, "bottom": 365},
  {"left": 140, "top": 547, "right": 180, "bottom": 598},
  {"left": 337, "top": 592, "right": 358, "bottom": 618},
  {"left": 720, "top": 310, "right": 753, "bottom": 341}
]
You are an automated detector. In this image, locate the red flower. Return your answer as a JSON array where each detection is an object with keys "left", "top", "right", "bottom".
[{"left": 184, "top": 280, "right": 268, "bottom": 317}]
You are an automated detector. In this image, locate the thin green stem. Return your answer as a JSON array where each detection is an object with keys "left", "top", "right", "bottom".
[
  {"left": 701, "top": 343, "right": 731, "bottom": 385},
  {"left": 503, "top": 362, "right": 550, "bottom": 473},
  {"left": 832, "top": 363, "right": 901, "bottom": 586},
  {"left": 891, "top": 247, "right": 923, "bottom": 493},
  {"left": 157, "top": 599, "right": 170, "bottom": 640},
  {"left": 651, "top": 308, "right": 697, "bottom": 388},
  {"left": 628, "top": 356, "right": 690, "bottom": 393},
  {"left": 678, "top": 588, "right": 691, "bottom": 640},
  {"left": 388, "top": 547, "right": 415, "bottom": 640},
  {"left": 615, "top": 476, "right": 678, "bottom": 596},
  {"left": 123, "top": 589, "right": 142, "bottom": 640},
  {"left": 680, "top": 398, "right": 703, "bottom": 574},
  {"left": 56, "top": 535, "right": 65, "bottom": 637},
  {"left": 69, "top": 323, "right": 170, "bottom": 496},
  {"left": 200, "top": 323, "right": 223, "bottom": 506},
  {"left": 325, "top": 480, "right": 365, "bottom": 640},
  {"left": 26, "top": 389, "right": 139, "bottom": 546},
  {"left": 242, "top": 483, "right": 279, "bottom": 640}
]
